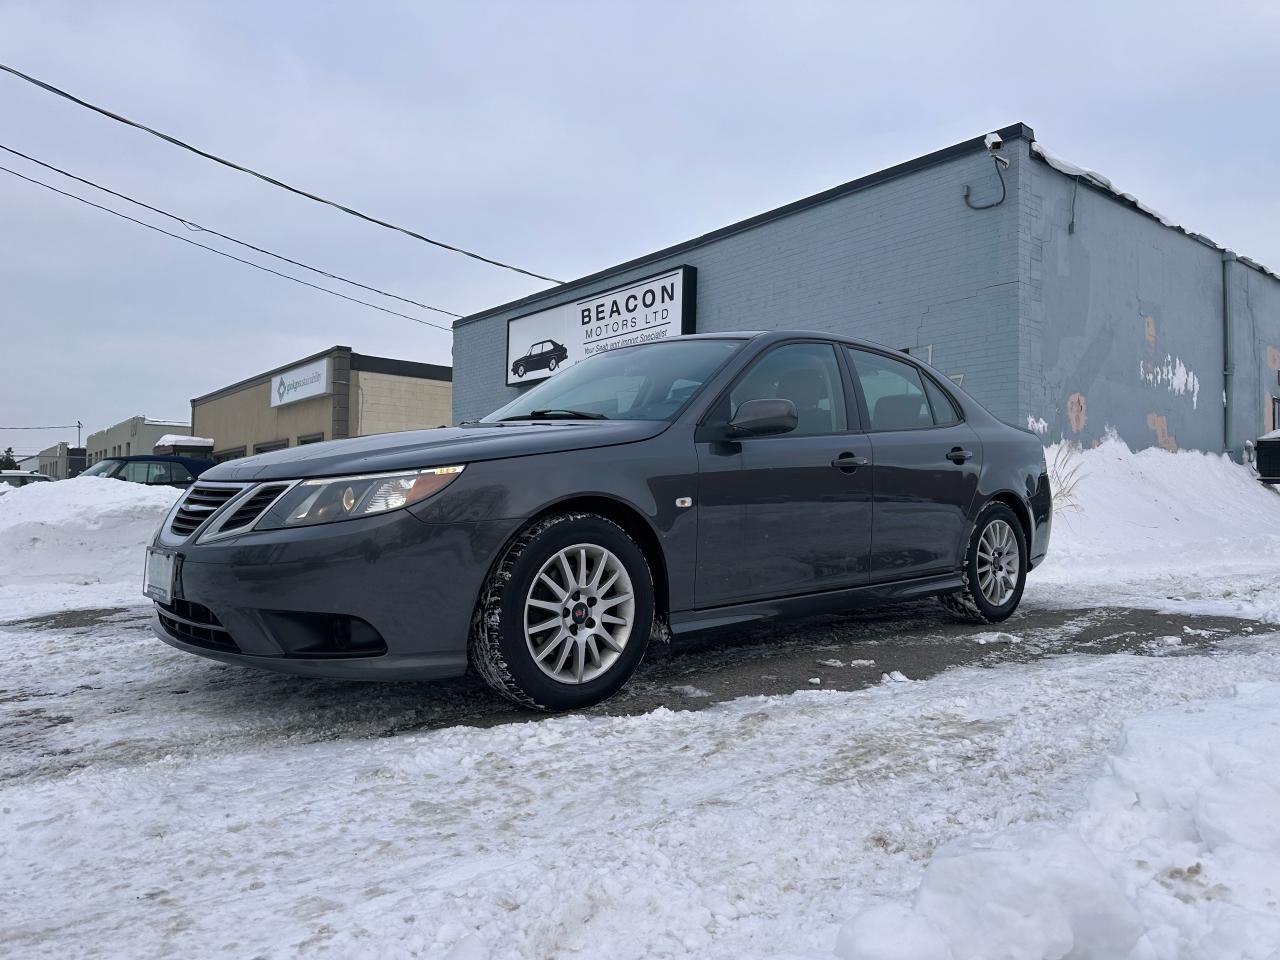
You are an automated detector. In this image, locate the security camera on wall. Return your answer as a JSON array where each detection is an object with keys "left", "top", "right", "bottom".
[{"left": 984, "top": 131, "right": 1009, "bottom": 166}]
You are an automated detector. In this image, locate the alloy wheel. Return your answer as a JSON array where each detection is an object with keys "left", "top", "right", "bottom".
[
  {"left": 524, "top": 542, "right": 635, "bottom": 684},
  {"left": 976, "top": 519, "right": 1019, "bottom": 606}
]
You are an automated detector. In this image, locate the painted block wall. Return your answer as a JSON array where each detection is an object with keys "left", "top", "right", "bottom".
[
  {"left": 351, "top": 370, "right": 452, "bottom": 436},
  {"left": 453, "top": 146, "right": 1025, "bottom": 424},
  {"left": 1020, "top": 156, "right": 1225, "bottom": 452},
  {"left": 1227, "top": 260, "right": 1280, "bottom": 453}
]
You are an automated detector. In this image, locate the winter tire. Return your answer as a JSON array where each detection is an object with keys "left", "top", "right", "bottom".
[
  {"left": 470, "top": 513, "right": 654, "bottom": 710},
  {"left": 939, "top": 502, "right": 1027, "bottom": 624}
]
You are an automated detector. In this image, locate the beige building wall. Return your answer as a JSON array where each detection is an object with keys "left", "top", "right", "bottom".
[
  {"left": 351, "top": 370, "right": 453, "bottom": 436},
  {"left": 194, "top": 379, "right": 333, "bottom": 458},
  {"left": 86, "top": 416, "right": 190, "bottom": 464}
]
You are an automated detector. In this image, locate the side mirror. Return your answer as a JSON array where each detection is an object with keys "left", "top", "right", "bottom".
[{"left": 728, "top": 398, "right": 798, "bottom": 438}]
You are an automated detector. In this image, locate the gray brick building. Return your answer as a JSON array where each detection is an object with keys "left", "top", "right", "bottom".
[{"left": 452, "top": 122, "right": 1280, "bottom": 457}]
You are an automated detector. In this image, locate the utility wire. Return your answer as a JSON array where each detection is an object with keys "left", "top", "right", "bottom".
[
  {"left": 0, "top": 424, "right": 80, "bottom": 430},
  {"left": 0, "top": 162, "right": 456, "bottom": 331},
  {"left": 0, "top": 61, "right": 563, "bottom": 284},
  {"left": 0, "top": 142, "right": 459, "bottom": 319}
]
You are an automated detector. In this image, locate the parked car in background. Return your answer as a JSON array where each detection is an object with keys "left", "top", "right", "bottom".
[
  {"left": 147, "top": 331, "right": 1052, "bottom": 711},
  {"left": 0, "top": 470, "right": 53, "bottom": 492},
  {"left": 1251, "top": 429, "right": 1280, "bottom": 483},
  {"left": 81, "top": 455, "right": 214, "bottom": 488},
  {"left": 511, "top": 339, "right": 569, "bottom": 378}
]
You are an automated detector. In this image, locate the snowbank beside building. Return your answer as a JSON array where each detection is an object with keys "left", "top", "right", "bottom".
[
  {"left": 0, "top": 477, "right": 178, "bottom": 619},
  {"left": 1029, "top": 437, "right": 1280, "bottom": 621}
]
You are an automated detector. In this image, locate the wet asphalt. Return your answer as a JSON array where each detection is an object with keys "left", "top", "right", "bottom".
[{"left": 3, "top": 599, "right": 1260, "bottom": 743}]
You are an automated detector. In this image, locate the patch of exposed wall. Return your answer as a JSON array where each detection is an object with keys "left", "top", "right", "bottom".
[
  {"left": 1146, "top": 412, "right": 1177, "bottom": 452},
  {"left": 1066, "top": 393, "right": 1087, "bottom": 433},
  {"left": 1139, "top": 354, "right": 1200, "bottom": 409}
]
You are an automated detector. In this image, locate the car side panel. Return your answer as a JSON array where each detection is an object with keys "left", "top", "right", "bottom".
[
  {"left": 411, "top": 426, "right": 702, "bottom": 613},
  {"left": 971, "top": 428, "right": 1052, "bottom": 563}
]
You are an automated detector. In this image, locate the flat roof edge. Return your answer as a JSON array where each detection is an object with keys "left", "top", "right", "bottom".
[
  {"left": 190, "top": 345, "right": 353, "bottom": 405},
  {"left": 454, "top": 123, "right": 1035, "bottom": 328}
]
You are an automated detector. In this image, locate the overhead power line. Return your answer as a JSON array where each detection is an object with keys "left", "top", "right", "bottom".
[
  {"left": 0, "top": 162, "right": 455, "bottom": 331},
  {"left": 0, "top": 424, "right": 80, "bottom": 430},
  {"left": 0, "top": 142, "right": 459, "bottom": 319},
  {"left": 0, "top": 61, "right": 563, "bottom": 285}
]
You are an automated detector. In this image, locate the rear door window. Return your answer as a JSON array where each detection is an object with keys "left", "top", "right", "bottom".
[
  {"left": 846, "top": 348, "right": 933, "bottom": 431},
  {"left": 922, "top": 375, "right": 961, "bottom": 426}
]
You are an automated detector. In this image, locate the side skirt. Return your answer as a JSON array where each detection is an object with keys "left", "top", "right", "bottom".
[{"left": 668, "top": 572, "right": 965, "bottom": 635}]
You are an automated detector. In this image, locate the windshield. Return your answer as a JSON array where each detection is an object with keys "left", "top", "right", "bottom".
[
  {"left": 482, "top": 339, "right": 743, "bottom": 422},
  {"left": 80, "top": 460, "right": 122, "bottom": 477}
]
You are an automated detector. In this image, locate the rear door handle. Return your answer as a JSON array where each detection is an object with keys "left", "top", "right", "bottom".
[
  {"left": 831, "top": 453, "right": 870, "bottom": 472},
  {"left": 946, "top": 447, "right": 974, "bottom": 464}
]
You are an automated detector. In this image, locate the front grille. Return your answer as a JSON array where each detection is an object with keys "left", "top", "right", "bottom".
[
  {"left": 1258, "top": 438, "right": 1280, "bottom": 482},
  {"left": 170, "top": 483, "right": 246, "bottom": 537},
  {"left": 156, "top": 598, "right": 238, "bottom": 651},
  {"left": 216, "top": 483, "right": 291, "bottom": 534}
]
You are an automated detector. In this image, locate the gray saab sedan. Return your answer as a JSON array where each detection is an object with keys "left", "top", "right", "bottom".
[{"left": 147, "top": 331, "right": 1051, "bottom": 710}]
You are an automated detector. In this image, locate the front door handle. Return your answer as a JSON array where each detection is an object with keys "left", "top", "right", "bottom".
[
  {"left": 946, "top": 447, "right": 974, "bottom": 464},
  {"left": 831, "top": 453, "right": 870, "bottom": 473}
]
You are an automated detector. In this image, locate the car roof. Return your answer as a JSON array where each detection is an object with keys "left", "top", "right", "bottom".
[
  {"left": 680, "top": 330, "right": 908, "bottom": 351},
  {"left": 97, "top": 454, "right": 214, "bottom": 465}
]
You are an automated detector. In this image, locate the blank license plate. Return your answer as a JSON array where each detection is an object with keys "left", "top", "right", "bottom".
[{"left": 144, "top": 549, "right": 175, "bottom": 604}]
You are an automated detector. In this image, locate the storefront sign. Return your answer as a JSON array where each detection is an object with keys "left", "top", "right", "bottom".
[
  {"left": 270, "top": 357, "right": 330, "bottom": 407},
  {"left": 505, "top": 266, "right": 696, "bottom": 386}
]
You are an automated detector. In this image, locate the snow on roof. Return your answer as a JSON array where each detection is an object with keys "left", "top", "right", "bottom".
[
  {"left": 1031, "top": 141, "right": 1279, "bottom": 281},
  {"left": 143, "top": 418, "right": 191, "bottom": 427},
  {"left": 155, "top": 435, "right": 214, "bottom": 448}
]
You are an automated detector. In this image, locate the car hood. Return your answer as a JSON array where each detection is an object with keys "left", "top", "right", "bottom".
[{"left": 201, "top": 420, "right": 670, "bottom": 481}]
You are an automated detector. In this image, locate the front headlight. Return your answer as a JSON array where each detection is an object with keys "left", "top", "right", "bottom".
[{"left": 255, "top": 465, "right": 465, "bottom": 530}]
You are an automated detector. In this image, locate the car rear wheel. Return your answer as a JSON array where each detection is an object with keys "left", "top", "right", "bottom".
[
  {"left": 547, "top": 357, "right": 558, "bottom": 371},
  {"left": 470, "top": 513, "right": 654, "bottom": 710},
  {"left": 939, "top": 502, "right": 1027, "bottom": 623}
]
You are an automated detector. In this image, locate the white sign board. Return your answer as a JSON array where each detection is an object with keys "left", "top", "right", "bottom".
[
  {"left": 505, "top": 267, "right": 695, "bottom": 386},
  {"left": 270, "top": 357, "right": 330, "bottom": 407}
]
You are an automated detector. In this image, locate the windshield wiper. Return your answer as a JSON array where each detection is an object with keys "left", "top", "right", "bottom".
[{"left": 500, "top": 409, "right": 609, "bottom": 421}]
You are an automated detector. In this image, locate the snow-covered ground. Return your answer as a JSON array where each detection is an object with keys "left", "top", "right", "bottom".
[{"left": 1, "top": 442, "right": 1278, "bottom": 959}]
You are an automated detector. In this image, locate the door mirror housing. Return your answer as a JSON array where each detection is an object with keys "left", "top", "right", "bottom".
[{"left": 728, "top": 398, "right": 798, "bottom": 438}]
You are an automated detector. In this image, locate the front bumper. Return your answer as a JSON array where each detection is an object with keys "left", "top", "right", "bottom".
[{"left": 149, "top": 508, "right": 522, "bottom": 680}]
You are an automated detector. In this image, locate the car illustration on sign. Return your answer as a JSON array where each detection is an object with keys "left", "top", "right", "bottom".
[
  {"left": 147, "top": 331, "right": 1052, "bottom": 712},
  {"left": 510, "top": 339, "right": 569, "bottom": 378}
]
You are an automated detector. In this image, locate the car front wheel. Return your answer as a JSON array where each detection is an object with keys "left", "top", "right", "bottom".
[
  {"left": 939, "top": 502, "right": 1027, "bottom": 623},
  {"left": 514, "top": 362, "right": 526, "bottom": 378},
  {"left": 470, "top": 513, "right": 654, "bottom": 710}
]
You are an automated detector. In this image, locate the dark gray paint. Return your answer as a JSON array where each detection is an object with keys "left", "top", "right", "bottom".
[{"left": 153, "top": 331, "right": 1051, "bottom": 681}]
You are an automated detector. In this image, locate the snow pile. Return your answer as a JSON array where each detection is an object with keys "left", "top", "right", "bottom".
[
  {"left": 836, "top": 681, "right": 1280, "bottom": 960},
  {"left": 1029, "top": 436, "right": 1280, "bottom": 621},
  {"left": 154, "top": 434, "right": 213, "bottom": 448},
  {"left": 0, "top": 476, "right": 179, "bottom": 619}
]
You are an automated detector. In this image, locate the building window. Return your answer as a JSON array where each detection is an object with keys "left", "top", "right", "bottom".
[
  {"left": 213, "top": 447, "right": 246, "bottom": 463},
  {"left": 253, "top": 439, "right": 289, "bottom": 454},
  {"left": 297, "top": 432, "right": 325, "bottom": 445},
  {"left": 1272, "top": 396, "right": 1280, "bottom": 432}
]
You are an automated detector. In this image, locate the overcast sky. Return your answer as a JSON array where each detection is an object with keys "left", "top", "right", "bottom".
[{"left": 3, "top": 0, "right": 1278, "bottom": 456}]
